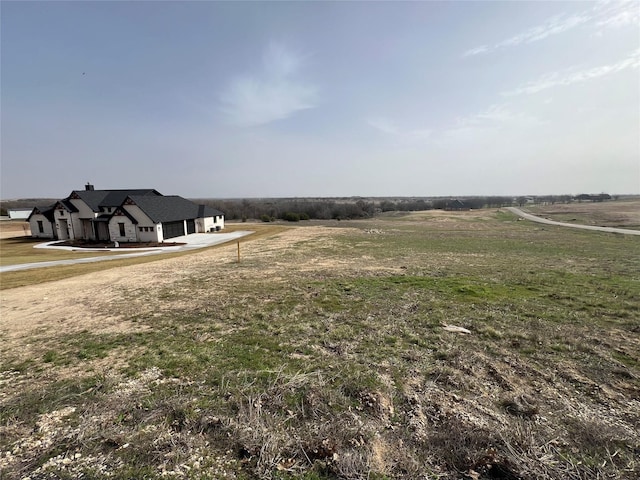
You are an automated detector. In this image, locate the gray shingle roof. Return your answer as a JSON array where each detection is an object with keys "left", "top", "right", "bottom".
[
  {"left": 28, "top": 205, "right": 56, "bottom": 222},
  {"left": 128, "top": 195, "right": 223, "bottom": 223},
  {"left": 56, "top": 199, "right": 78, "bottom": 212},
  {"left": 100, "top": 190, "right": 160, "bottom": 208},
  {"left": 71, "top": 189, "right": 161, "bottom": 211}
]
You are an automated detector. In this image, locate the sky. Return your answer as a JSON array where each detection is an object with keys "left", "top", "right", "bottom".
[{"left": 1, "top": 0, "right": 639, "bottom": 199}]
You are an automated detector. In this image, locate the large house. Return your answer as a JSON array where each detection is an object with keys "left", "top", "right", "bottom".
[{"left": 28, "top": 184, "right": 224, "bottom": 243}]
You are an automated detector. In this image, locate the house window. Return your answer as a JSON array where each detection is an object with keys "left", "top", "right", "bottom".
[
  {"left": 139, "top": 227, "right": 143, "bottom": 232},
  {"left": 37, "top": 221, "right": 44, "bottom": 233},
  {"left": 118, "top": 223, "right": 125, "bottom": 236}
]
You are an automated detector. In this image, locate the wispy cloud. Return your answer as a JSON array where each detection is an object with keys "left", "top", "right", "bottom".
[
  {"left": 455, "top": 104, "right": 520, "bottom": 126},
  {"left": 441, "top": 103, "right": 541, "bottom": 141},
  {"left": 503, "top": 49, "right": 640, "bottom": 96},
  {"left": 368, "top": 104, "right": 539, "bottom": 147},
  {"left": 367, "top": 116, "right": 432, "bottom": 143},
  {"left": 464, "top": 45, "right": 489, "bottom": 57},
  {"left": 220, "top": 43, "right": 318, "bottom": 127},
  {"left": 464, "top": 1, "right": 639, "bottom": 56},
  {"left": 595, "top": 0, "right": 640, "bottom": 29},
  {"left": 463, "top": 12, "right": 589, "bottom": 57},
  {"left": 497, "top": 13, "right": 590, "bottom": 49}
]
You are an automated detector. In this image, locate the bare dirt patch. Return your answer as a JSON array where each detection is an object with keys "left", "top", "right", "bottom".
[
  {"left": 0, "top": 227, "right": 348, "bottom": 352},
  {"left": 0, "top": 221, "right": 30, "bottom": 239}
]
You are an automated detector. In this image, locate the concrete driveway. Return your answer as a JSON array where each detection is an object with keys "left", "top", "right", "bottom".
[{"left": 0, "top": 231, "right": 253, "bottom": 273}]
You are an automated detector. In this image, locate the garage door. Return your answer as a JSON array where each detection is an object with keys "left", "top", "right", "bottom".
[
  {"left": 162, "top": 221, "right": 185, "bottom": 239},
  {"left": 186, "top": 219, "right": 196, "bottom": 234}
]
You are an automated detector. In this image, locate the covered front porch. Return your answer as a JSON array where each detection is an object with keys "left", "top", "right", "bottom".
[{"left": 82, "top": 216, "right": 111, "bottom": 241}]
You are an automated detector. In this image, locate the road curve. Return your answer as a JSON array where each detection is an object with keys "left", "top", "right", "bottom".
[{"left": 506, "top": 207, "right": 640, "bottom": 236}]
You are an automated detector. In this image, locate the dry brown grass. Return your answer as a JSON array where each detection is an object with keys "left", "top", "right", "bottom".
[
  {"left": 527, "top": 199, "right": 640, "bottom": 229},
  {"left": 1, "top": 210, "right": 638, "bottom": 479},
  {"left": 0, "top": 221, "right": 31, "bottom": 239}
]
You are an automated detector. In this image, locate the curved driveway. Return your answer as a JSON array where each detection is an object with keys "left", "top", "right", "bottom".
[
  {"left": 506, "top": 207, "right": 640, "bottom": 236},
  {"left": 0, "top": 231, "right": 253, "bottom": 273}
]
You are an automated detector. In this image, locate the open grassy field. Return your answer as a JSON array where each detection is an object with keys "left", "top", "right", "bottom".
[
  {"left": 526, "top": 199, "right": 640, "bottom": 230},
  {"left": 1, "top": 209, "right": 639, "bottom": 479}
]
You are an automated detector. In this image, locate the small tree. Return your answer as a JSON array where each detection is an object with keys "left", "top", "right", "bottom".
[{"left": 282, "top": 212, "right": 300, "bottom": 222}]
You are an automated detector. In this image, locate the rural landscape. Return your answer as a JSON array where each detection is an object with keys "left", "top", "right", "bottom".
[
  {"left": 2, "top": 1, "right": 638, "bottom": 478},
  {"left": 1, "top": 198, "right": 638, "bottom": 479}
]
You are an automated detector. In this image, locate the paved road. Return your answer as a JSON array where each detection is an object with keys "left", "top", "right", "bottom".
[
  {"left": 506, "top": 207, "right": 640, "bottom": 236},
  {"left": 0, "top": 231, "right": 253, "bottom": 273}
]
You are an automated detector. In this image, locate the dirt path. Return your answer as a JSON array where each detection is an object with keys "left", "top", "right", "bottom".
[{"left": 507, "top": 207, "right": 640, "bottom": 235}]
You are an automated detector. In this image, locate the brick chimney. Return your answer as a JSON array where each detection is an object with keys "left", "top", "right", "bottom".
[{"left": 85, "top": 183, "right": 95, "bottom": 191}]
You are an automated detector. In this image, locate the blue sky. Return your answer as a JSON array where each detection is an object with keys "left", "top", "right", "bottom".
[{"left": 1, "top": 1, "right": 638, "bottom": 199}]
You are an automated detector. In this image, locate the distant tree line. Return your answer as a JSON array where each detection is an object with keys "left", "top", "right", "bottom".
[
  {"left": 193, "top": 198, "right": 378, "bottom": 221},
  {"left": 0, "top": 193, "right": 616, "bottom": 221},
  {"left": 192, "top": 193, "right": 615, "bottom": 222}
]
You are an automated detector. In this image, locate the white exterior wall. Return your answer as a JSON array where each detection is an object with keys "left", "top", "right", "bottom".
[
  {"left": 197, "top": 217, "right": 210, "bottom": 232},
  {"left": 121, "top": 205, "right": 154, "bottom": 225},
  {"left": 198, "top": 215, "right": 225, "bottom": 232},
  {"left": 29, "top": 215, "right": 55, "bottom": 239},
  {"left": 53, "top": 209, "right": 69, "bottom": 239},
  {"left": 121, "top": 205, "right": 161, "bottom": 242},
  {"left": 54, "top": 209, "right": 82, "bottom": 240},
  {"left": 135, "top": 225, "right": 161, "bottom": 242},
  {"left": 69, "top": 198, "right": 95, "bottom": 219},
  {"left": 201, "top": 215, "right": 224, "bottom": 232},
  {"left": 108, "top": 216, "right": 138, "bottom": 243}
]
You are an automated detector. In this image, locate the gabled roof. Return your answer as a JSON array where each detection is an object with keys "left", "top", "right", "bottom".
[
  {"left": 111, "top": 207, "right": 139, "bottom": 225},
  {"left": 69, "top": 189, "right": 161, "bottom": 211},
  {"left": 127, "top": 195, "right": 223, "bottom": 224},
  {"left": 447, "top": 199, "right": 467, "bottom": 209},
  {"left": 28, "top": 205, "right": 56, "bottom": 222},
  {"left": 55, "top": 199, "right": 78, "bottom": 212}
]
